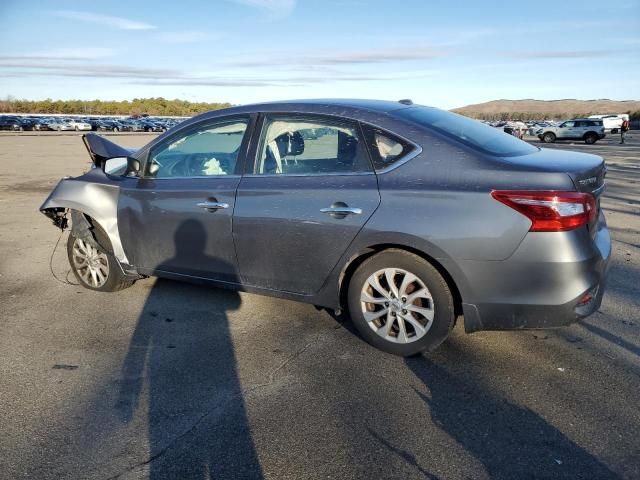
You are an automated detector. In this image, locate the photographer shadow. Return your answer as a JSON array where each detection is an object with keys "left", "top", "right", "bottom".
[{"left": 115, "top": 219, "right": 263, "bottom": 479}]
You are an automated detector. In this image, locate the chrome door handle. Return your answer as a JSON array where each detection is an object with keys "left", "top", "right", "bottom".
[
  {"left": 197, "top": 201, "right": 229, "bottom": 210},
  {"left": 320, "top": 206, "right": 362, "bottom": 218},
  {"left": 320, "top": 207, "right": 362, "bottom": 215}
]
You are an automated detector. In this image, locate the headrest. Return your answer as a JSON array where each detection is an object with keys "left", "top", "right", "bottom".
[{"left": 274, "top": 131, "right": 304, "bottom": 157}]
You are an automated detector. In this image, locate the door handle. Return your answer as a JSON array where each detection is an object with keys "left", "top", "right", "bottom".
[
  {"left": 320, "top": 207, "right": 362, "bottom": 215},
  {"left": 320, "top": 202, "right": 362, "bottom": 219},
  {"left": 197, "top": 201, "right": 229, "bottom": 211}
]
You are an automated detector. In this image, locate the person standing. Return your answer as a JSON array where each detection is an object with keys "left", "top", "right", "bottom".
[{"left": 620, "top": 118, "right": 630, "bottom": 144}]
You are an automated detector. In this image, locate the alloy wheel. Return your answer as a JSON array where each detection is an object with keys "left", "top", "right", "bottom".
[
  {"left": 360, "top": 268, "right": 434, "bottom": 344},
  {"left": 71, "top": 238, "right": 109, "bottom": 288}
]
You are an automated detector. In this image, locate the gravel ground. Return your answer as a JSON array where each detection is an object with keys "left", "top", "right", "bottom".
[{"left": 0, "top": 131, "right": 638, "bottom": 479}]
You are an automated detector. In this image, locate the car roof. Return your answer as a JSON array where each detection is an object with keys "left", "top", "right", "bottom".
[
  {"left": 183, "top": 99, "right": 415, "bottom": 130},
  {"left": 200, "top": 98, "right": 412, "bottom": 118}
]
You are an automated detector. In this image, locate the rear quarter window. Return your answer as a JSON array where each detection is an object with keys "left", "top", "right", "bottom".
[
  {"left": 361, "top": 124, "right": 416, "bottom": 172},
  {"left": 395, "top": 107, "right": 538, "bottom": 157}
]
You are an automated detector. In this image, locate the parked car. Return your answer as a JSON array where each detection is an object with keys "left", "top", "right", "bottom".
[
  {"left": 138, "top": 119, "right": 164, "bottom": 132},
  {"left": 66, "top": 119, "right": 92, "bottom": 131},
  {"left": 40, "top": 99, "right": 610, "bottom": 356},
  {"left": 47, "top": 119, "right": 74, "bottom": 131},
  {"left": 96, "top": 119, "right": 125, "bottom": 132},
  {"left": 32, "top": 118, "right": 53, "bottom": 131},
  {"left": 537, "top": 119, "right": 605, "bottom": 144},
  {"left": 588, "top": 114, "right": 629, "bottom": 134},
  {"left": 120, "top": 119, "right": 145, "bottom": 132},
  {"left": 0, "top": 116, "right": 24, "bottom": 131}
]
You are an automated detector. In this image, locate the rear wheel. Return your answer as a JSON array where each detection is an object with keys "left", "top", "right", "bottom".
[
  {"left": 113, "top": 126, "right": 119, "bottom": 132},
  {"left": 347, "top": 249, "right": 455, "bottom": 356},
  {"left": 66, "top": 221, "right": 134, "bottom": 292},
  {"left": 542, "top": 132, "right": 556, "bottom": 143},
  {"left": 584, "top": 133, "right": 598, "bottom": 144}
]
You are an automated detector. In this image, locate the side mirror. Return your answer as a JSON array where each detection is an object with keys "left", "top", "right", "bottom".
[{"left": 102, "top": 156, "right": 139, "bottom": 176}]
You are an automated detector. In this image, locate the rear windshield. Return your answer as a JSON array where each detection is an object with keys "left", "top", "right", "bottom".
[{"left": 395, "top": 107, "right": 538, "bottom": 157}]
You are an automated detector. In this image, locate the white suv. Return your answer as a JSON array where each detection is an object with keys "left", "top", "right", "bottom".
[{"left": 537, "top": 119, "right": 605, "bottom": 144}]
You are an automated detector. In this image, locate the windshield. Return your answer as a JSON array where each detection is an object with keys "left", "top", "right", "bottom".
[{"left": 396, "top": 107, "right": 538, "bottom": 157}]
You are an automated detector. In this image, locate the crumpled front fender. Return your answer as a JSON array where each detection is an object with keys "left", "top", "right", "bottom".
[{"left": 40, "top": 176, "right": 129, "bottom": 265}]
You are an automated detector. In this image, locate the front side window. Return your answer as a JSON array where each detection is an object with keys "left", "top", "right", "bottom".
[
  {"left": 147, "top": 118, "right": 248, "bottom": 178},
  {"left": 561, "top": 121, "right": 575, "bottom": 128},
  {"left": 255, "top": 115, "right": 372, "bottom": 175}
]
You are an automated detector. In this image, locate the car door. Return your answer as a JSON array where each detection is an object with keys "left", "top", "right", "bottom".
[
  {"left": 118, "top": 115, "right": 254, "bottom": 282},
  {"left": 233, "top": 113, "right": 381, "bottom": 295},
  {"left": 558, "top": 121, "right": 576, "bottom": 139}
]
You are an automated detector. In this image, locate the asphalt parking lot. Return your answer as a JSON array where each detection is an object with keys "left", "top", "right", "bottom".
[{"left": 0, "top": 131, "right": 638, "bottom": 479}]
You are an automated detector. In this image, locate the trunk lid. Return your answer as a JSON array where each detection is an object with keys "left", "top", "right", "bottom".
[
  {"left": 503, "top": 147, "right": 606, "bottom": 234},
  {"left": 503, "top": 147, "right": 605, "bottom": 194}
]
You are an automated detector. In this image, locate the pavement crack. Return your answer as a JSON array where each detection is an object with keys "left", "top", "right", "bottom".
[{"left": 104, "top": 337, "right": 318, "bottom": 480}]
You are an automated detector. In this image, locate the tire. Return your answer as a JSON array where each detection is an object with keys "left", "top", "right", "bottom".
[
  {"left": 347, "top": 249, "right": 455, "bottom": 356},
  {"left": 75, "top": 126, "right": 79, "bottom": 131},
  {"left": 611, "top": 128, "right": 618, "bottom": 134},
  {"left": 542, "top": 132, "right": 556, "bottom": 143},
  {"left": 66, "top": 220, "right": 134, "bottom": 292},
  {"left": 113, "top": 127, "right": 119, "bottom": 132},
  {"left": 584, "top": 133, "right": 598, "bottom": 145}
]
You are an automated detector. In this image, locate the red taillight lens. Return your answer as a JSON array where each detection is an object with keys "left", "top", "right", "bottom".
[{"left": 491, "top": 190, "right": 597, "bottom": 232}]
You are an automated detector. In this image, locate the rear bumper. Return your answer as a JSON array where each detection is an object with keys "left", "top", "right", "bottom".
[{"left": 456, "top": 214, "right": 611, "bottom": 332}]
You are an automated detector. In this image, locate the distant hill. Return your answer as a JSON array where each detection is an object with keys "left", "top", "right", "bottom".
[{"left": 452, "top": 99, "right": 640, "bottom": 121}]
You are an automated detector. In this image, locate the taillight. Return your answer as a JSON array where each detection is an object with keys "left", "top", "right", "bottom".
[{"left": 491, "top": 190, "right": 597, "bottom": 232}]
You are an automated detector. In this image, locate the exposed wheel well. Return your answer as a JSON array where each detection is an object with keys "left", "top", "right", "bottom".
[{"left": 338, "top": 244, "right": 463, "bottom": 318}]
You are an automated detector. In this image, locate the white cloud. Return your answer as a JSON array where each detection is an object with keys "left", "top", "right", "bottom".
[{"left": 50, "top": 10, "right": 157, "bottom": 30}]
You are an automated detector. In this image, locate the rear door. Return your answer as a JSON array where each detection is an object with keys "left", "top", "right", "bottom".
[{"left": 233, "top": 113, "right": 380, "bottom": 294}]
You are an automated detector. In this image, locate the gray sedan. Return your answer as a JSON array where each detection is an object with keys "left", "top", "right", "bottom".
[{"left": 40, "top": 99, "right": 611, "bottom": 356}]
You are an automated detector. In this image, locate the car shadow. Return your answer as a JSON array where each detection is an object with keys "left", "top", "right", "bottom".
[
  {"left": 115, "top": 219, "right": 263, "bottom": 479},
  {"left": 404, "top": 342, "right": 620, "bottom": 480}
]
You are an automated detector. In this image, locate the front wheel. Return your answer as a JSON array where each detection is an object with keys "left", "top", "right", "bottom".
[
  {"left": 542, "top": 132, "right": 556, "bottom": 143},
  {"left": 66, "top": 222, "right": 134, "bottom": 292},
  {"left": 347, "top": 249, "right": 455, "bottom": 356}
]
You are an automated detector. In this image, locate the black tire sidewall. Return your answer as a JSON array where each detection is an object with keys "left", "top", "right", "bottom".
[
  {"left": 543, "top": 133, "right": 555, "bottom": 143},
  {"left": 347, "top": 250, "right": 455, "bottom": 356}
]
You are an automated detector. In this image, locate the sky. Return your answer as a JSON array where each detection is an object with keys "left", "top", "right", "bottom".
[{"left": 0, "top": 0, "right": 638, "bottom": 109}]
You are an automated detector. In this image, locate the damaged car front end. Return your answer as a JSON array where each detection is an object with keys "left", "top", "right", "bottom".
[{"left": 40, "top": 134, "right": 142, "bottom": 287}]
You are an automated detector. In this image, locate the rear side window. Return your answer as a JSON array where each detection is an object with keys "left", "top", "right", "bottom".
[
  {"left": 396, "top": 107, "right": 538, "bottom": 157},
  {"left": 362, "top": 125, "right": 416, "bottom": 171},
  {"left": 255, "top": 115, "right": 372, "bottom": 175}
]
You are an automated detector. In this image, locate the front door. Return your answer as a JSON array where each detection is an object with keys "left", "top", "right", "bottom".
[
  {"left": 118, "top": 116, "right": 252, "bottom": 282},
  {"left": 233, "top": 114, "right": 380, "bottom": 294}
]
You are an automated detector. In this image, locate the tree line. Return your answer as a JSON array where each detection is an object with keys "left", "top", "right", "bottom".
[
  {"left": 0, "top": 97, "right": 232, "bottom": 116},
  {"left": 455, "top": 110, "right": 640, "bottom": 121},
  {"left": 2, "top": 97, "right": 639, "bottom": 121}
]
